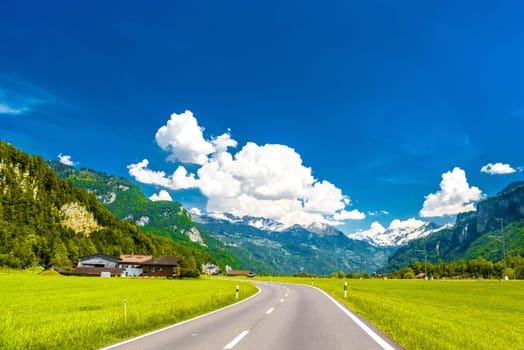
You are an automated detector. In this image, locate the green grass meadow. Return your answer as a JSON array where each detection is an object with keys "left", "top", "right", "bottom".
[
  {"left": 260, "top": 276, "right": 524, "bottom": 350},
  {"left": 0, "top": 269, "right": 257, "bottom": 349}
]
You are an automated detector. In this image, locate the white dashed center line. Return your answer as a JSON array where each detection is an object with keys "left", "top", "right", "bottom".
[
  {"left": 266, "top": 307, "right": 275, "bottom": 314},
  {"left": 224, "top": 330, "right": 250, "bottom": 349},
  {"left": 280, "top": 298, "right": 285, "bottom": 303}
]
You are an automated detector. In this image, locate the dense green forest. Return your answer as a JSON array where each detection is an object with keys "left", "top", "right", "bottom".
[{"left": 0, "top": 141, "right": 215, "bottom": 270}]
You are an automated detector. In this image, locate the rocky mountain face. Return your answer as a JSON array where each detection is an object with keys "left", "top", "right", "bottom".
[
  {"left": 193, "top": 213, "right": 385, "bottom": 275},
  {"left": 388, "top": 182, "right": 524, "bottom": 270}
]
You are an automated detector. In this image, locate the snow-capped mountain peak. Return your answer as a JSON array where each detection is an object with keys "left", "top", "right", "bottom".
[
  {"left": 198, "top": 212, "right": 286, "bottom": 231},
  {"left": 349, "top": 219, "right": 452, "bottom": 247},
  {"left": 304, "top": 222, "right": 342, "bottom": 236}
]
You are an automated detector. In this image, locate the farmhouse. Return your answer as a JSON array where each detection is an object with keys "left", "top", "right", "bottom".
[
  {"left": 141, "top": 256, "right": 180, "bottom": 277},
  {"left": 68, "top": 254, "right": 125, "bottom": 277},
  {"left": 119, "top": 254, "right": 152, "bottom": 277},
  {"left": 202, "top": 262, "right": 220, "bottom": 276}
]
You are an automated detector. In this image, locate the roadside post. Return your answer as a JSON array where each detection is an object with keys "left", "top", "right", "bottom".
[
  {"left": 124, "top": 297, "right": 127, "bottom": 324},
  {"left": 344, "top": 281, "right": 347, "bottom": 298},
  {"left": 236, "top": 285, "right": 239, "bottom": 299}
]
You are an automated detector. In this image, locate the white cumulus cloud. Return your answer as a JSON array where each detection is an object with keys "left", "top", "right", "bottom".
[
  {"left": 58, "top": 153, "right": 76, "bottom": 166},
  {"left": 155, "top": 110, "right": 215, "bottom": 165},
  {"left": 332, "top": 209, "right": 366, "bottom": 221},
  {"left": 127, "top": 159, "right": 198, "bottom": 190},
  {"left": 128, "top": 110, "right": 363, "bottom": 226},
  {"left": 480, "top": 162, "right": 516, "bottom": 175},
  {"left": 388, "top": 218, "right": 425, "bottom": 230},
  {"left": 188, "top": 207, "right": 202, "bottom": 216},
  {"left": 149, "top": 190, "right": 173, "bottom": 202},
  {"left": 420, "top": 167, "right": 483, "bottom": 217}
]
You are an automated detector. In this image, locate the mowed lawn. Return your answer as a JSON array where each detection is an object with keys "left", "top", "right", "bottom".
[
  {"left": 265, "top": 277, "right": 524, "bottom": 350},
  {"left": 0, "top": 270, "right": 257, "bottom": 349}
]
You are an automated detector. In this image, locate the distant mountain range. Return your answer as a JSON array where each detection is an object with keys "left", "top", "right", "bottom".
[
  {"left": 192, "top": 213, "right": 385, "bottom": 275},
  {"left": 44, "top": 151, "right": 524, "bottom": 275}
]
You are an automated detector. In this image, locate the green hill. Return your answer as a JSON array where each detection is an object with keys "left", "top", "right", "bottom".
[
  {"left": 47, "top": 160, "right": 238, "bottom": 270},
  {"left": 0, "top": 140, "right": 215, "bottom": 269}
]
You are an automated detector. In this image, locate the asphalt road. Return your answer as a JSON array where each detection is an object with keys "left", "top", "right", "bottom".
[{"left": 102, "top": 282, "right": 403, "bottom": 350}]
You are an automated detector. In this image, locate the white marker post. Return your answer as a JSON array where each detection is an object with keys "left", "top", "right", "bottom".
[
  {"left": 236, "top": 285, "right": 239, "bottom": 299},
  {"left": 124, "top": 297, "right": 127, "bottom": 324},
  {"left": 344, "top": 282, "right": 348, "bottom": 298}
]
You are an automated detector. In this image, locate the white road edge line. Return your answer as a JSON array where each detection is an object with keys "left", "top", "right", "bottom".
[
  {"left": 313, "top": 287, "right": 395, "bottom": 350},
  {"left": 100, "top": 286, "right": 261, "bottom": 350},
  {"left": 224, "top": 330, "right": 249, "bottom": 349},
  {"left": 266, "top": 307, "right": 274, "bottom": 314}
]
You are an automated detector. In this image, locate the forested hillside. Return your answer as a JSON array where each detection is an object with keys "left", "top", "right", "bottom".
[
  {"left": 47, "top": 160, "right": 239, "bottom": 270},
  {"left": 388, "top": 182, "right": 524, "bottom": 276},
  {"left": 0, "top": 141, "right": 215, "bottom": 269}
]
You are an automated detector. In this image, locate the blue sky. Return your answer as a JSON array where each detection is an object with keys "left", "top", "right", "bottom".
[{"left": 1, "top": 1, "right": 523, "bottom": 234}]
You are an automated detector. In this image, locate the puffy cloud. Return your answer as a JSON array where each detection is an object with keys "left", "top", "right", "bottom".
[
  {"left": 332, "top": 209, "right": 366, "bottom": 221},
  {"left": 212, "top": 131, "right": 237, "bottom": 153},
  {"left": 58, "top": 153, "right": 76, "bottom": 166},
  {"left": 364, "top": 221, "right": 387, "bottom": 235},
  {"left": 155, "top": 110, "right": 215, "bottom": 165},
  {"left": 149, "top": 190, "right": 173, "bottom": 202},
  {"left": 480, "top": 162, "right": 516, "bottom": 175},
  {"left": 127, "top": 159, "right": 198, "bottom": 190},
  {"left": 388, "top": 218, "right": 425, "bottom": 230},
  {"left": 129, "top": 110, "right": 363, "bottom": 226},
  {"left": 420, "top": 167, "right": 483, "bottom": 217},
  {"left": 188, "top": 207, "right": 202, "bottom": 216}
]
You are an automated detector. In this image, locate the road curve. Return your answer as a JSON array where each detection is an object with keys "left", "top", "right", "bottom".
[{"left": 101, "top": 282, "right": 403, "bottom": 350}]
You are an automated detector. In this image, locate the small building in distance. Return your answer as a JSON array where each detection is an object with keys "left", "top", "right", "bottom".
[
  {"left": 141, "top": 256, "right": 180, "bottom": 277},
  {"left": 202, "top": 262, "right": 220, "bottom": 276},
  {"left": 225, "top": 265, "right": 255, "bottom": 277},
  {"left": 119, "top": 254, "right": 152, "bottom": 277}
]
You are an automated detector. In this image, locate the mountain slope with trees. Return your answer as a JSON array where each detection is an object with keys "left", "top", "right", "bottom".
[
  {"left": 388, "top": 182, "right": 524, "bottom": 277},
  {"left": 47, "top": 160, "right": 238, "bottom": 270},
  {"left": 0, "top": 141, "right": 214, "bottom": 270}
]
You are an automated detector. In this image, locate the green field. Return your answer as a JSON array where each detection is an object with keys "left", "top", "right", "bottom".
[
  {"left": 259, "top": 276, "right": 524, "bottom": 350},
  {"left": 0, "top": 269, "right": 257, "bottom": 349}
]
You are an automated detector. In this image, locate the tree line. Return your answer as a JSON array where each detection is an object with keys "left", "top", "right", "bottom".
[{"left": 390, "top": 255, "right": 524, "bottom": 279}]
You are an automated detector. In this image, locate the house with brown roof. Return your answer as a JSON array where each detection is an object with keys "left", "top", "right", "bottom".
[
  {"left": 141, "top": 256, "right": 180, "bottom": 277},
  {"left": 118, "top": 254, "right": 152, "bottom": 277},
  {"left": 66, "top": 254, "right": 125, "bottom": 277},
  {"left": 68, "top": 266, "right": 125, "bottom": 277},
  {"left": 225, "top": 265, "right": 255, "bottom": 277}
]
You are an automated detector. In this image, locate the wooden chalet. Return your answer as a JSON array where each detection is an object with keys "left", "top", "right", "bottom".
[
  {"left": 118, "top": 254, "right": 152, "bottom": 277},
  {"left": 141, "top": 256, "right": 180, "bottom": 277}
]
